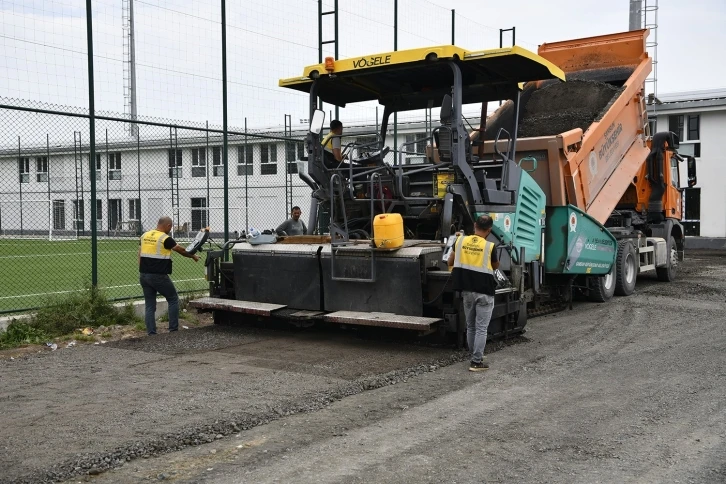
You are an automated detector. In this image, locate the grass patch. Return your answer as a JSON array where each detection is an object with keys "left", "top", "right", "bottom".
[
  {"left": 135, "top": 322, "right": 146, "bottom": 332},
  {"left": 0, "top": 285, "right": 143, "bottom": 349},
  {"left": 28, "top": 285, "right": 139, "bottom": 338},
  {"left": 0, "top": 321, "right": 49, "bottom": 349},
  {"left": 73, "top": 334, "right": 96, "bottom": 343}
]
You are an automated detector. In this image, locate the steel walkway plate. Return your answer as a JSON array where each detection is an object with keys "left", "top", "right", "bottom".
[
  {"left": 323, "top": 311, "right": 441, "bottom": 330},
  {"left": 189, "top": 297, "right": 286, "bottom": 316}
]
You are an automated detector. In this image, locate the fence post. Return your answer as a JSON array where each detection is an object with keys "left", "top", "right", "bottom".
[
  {"left": 105, "top": 129, "right": 110, "bottom": 238},
  {"left": 86, "top": 0, "right": 98, "bottom": 286},
  {"left": 46, "top": 134, "right": 51, "bottom": 234},
  {"left": 17, "top": 136, "right": 23, "bottom": 236},
  {"left": 221, "top": 0, "right": 230, "bottom": 246},
  {"left": 137, "top": 128, "right": 141, "bottom": 234},
  {"left": 334, "top": 0, "right": 339, "bottom": 121},
  {"left": 206, "top": 121, "right": 210, "bottom": 229},
  {"left": 451, "top": 9, "right": 455, "bottom": 45},
  {"left": 393, "top": 0, "right": 398, "bottom": 163},
  {"left": 245, "top": 118, "right": 248, "bottom": 233}
]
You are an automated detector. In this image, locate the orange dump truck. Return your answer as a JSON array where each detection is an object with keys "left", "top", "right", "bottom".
[{"left": 477, "top": 29, "right": 696, "bottom": 301}]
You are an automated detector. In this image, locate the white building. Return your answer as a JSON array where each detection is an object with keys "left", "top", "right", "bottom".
[
  {"left": 0, "top": 119, "right": 436, "bottom": 239},
  {"left": 3, "top": 89, "right": 724, "bottom": 242},
  {"left": 650, "top": 89, "right": 726, "bottom": 238}
]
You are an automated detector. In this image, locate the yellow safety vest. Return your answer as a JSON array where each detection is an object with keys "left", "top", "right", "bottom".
[
  {"left": 139, "top": 230, "right": 172, "bottom": 260},
  {"left": 452, "top": 235, "right": 496, "bottom": 294},
  {"left": 321, "top": 131, "right": 334, "bottom": 152},
  {"left": 453, "top": 235, "right": 494, "bottom": 273}
]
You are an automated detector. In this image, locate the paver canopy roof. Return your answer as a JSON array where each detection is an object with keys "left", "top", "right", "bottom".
[{"left": 279, "top": 45, "right": 565, "bottom": 111}]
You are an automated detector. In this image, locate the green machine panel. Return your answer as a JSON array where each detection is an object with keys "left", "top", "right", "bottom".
[
  {"left": 484, "top": 170, "right": 546, "bottom": 264},
  {"left": 545, "top": 205, "right": 616, "bottom": 275}
]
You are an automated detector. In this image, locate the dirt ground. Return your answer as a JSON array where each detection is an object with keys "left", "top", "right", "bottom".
[{"left": 1, "top": 251, "right": 725, "bottom": 484}]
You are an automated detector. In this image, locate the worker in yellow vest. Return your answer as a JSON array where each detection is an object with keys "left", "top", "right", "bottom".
[
  {"left": 138, "top": 216, "right": 200, "bottom": 335},
  {"left": 321, "top": 119, "right": 352, "bottom": 171},
  {"left": 447, "top": 215, "right": 499, "bottom": 371}
]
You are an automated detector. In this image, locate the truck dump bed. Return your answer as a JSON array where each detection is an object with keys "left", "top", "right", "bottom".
[{"left": 479, "top": 29, "right": 652, "bottom": 224}]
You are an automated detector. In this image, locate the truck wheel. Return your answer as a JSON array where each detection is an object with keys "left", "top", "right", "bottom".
[
  {"left": 615, "top": 241, "right": 637, "bottom": 296},
  {"left": 656, "top": 235, "right": 678, "bottom": 282},
  {"left": 588, "top": 268, "right": 616, "bottom": 302}
]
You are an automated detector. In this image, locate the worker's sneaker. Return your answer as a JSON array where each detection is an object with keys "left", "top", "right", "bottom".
[{"left": 469, "top": 360, "right": 489, "bottom": 372}]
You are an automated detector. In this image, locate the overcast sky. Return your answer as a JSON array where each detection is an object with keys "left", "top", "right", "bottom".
[{"left": 1, "top": 0, "right": 723, "bottom": 134}]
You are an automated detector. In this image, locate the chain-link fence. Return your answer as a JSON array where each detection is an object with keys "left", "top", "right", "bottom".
[
  {"left": 0, "top": 0, "right": 519, "bottom": 314},
  {"left": 0, "top": 100, "right": 309, "bottom": 314}
]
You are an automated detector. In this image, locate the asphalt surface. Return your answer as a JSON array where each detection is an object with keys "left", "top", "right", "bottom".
[{"left": 1, "top": 251, "right": 725, "bottom": 484}]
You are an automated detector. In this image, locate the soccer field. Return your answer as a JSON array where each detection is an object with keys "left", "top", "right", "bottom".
[{"left": 0, "top": 238, "right": 208, "bottom": 313}]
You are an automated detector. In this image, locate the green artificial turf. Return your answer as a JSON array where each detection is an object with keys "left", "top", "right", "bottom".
[{"left": 0, "top": 238, "right": 207, "bottom": 313}]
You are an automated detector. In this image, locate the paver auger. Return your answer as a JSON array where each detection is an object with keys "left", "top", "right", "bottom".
[{"left": 192, "top": 29, "right": 694, "bottom": 344}]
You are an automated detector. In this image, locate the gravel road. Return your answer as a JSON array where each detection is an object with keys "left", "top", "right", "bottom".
[{"left": 1, "top": 251, "right": 724, "bottom": 484}]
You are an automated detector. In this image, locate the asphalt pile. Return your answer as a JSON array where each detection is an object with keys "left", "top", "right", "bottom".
[{"left": 517, "top": 79, "right": 621, "bottom": 137}]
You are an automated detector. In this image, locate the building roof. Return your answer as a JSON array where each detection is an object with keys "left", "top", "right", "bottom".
[{"left": 650, "top": 88, "right": 726, "bottom": 113}]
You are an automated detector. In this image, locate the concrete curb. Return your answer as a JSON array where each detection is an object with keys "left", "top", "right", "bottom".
[
  {"left": 0, "top": 299, "right": 168, "bottom": 333},
  {"left": 686, "top": 237, "right": 726, "bottom": 250}
]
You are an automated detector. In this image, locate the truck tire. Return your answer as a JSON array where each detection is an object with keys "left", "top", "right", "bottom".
[
  {"left": 615, "top": 241, "right": 637, "bottom": 296},
  {"left": 588, "top": 269, "right": 616, "bottom": 302},
  {"left": 656, "top": 235, "right": 677, "bottom": 282}
]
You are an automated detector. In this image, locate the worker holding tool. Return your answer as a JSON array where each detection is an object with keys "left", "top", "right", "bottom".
[
  {"left": 138, "top": 216, "right": 200, "bottom": 335},
  {"left": 276, "top": 206, "right": 308, "bottom": 236},
  {"left": 447, "top": 215, "right": 499, "bottom": 371}
]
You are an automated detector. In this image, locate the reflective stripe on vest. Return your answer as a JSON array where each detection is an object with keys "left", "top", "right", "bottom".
[
  {"left": 453, "top": 235, "right": 494, "bottom": 274},
  {"left": 139, "top": 230, "right": 172, "bottom": 260}
]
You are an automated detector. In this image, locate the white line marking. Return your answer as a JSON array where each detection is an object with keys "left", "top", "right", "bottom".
[
  {"left": 0, "top": 278, "right": 206, "bottom": 300},
  {"left": 0, "top": 250, "right": 139, "bottom": 259}
]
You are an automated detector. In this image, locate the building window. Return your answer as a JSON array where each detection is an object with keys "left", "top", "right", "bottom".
[
  {"left": 128, "top": 198, "right": 141, "bottom": 221},
  {"left": 238, "top": 144, "right": 254, "bottom": 176},
  {"left": 191, "top": 197, "right": 208, "bottom": 231},
  {"left": 405, "top": 133, "right": 427, "bottom": 164},
  {"left": 36, "top": 156, "right": 48, "bottom": 183},
  {"left": 191, "top": 148, "right": 206, "bottom": 177},
  {"left": 168, "top": 149, "right": 182, "bottom": 178},
  {"left": 53, "top": 200, "right": 65, "bottom": 230},
  {"left": 260, "top": 143, "right": 277, "bottom": 175},
  {"left": 668, "top": 115, "right": 684, "bottom": 141},
  {"left": 73, "top": 200, "right": 84, "bottom": 230},
  {"left": 96, "top": 199, "right": 103, "bottom": 231},
  {"left": 677, "top": 143, "right": 701, "bottom": 158},
  {"left": 647, "top": 117, "right": 656, "bottom": 136},
  {"left": 212, "top": 147, "right": 224, "bottom": 177},
  {"left": 109, "top": 152, "right": 121, "bottom": 180},
  {"left": 285, "top": 140, "right": 298, "bottom": 174},
  {"left": 94, "top": 153, "right": 102, "bottom": 178},
  {"left": 109, "top": 199, "right": 122, "bottom": 230},
  {"left": 683, "top": 187, "right": 701, "bottom": 236},
  {"left": 19, "top": 157, "right": 29, "bottom": 184},
  {"left": 670, "top": 152, "right": 679, "bottom": 188},
  {"left": 297, "top": 141, "right": 306, "bottom": 161},
  {"left": 355, "top": 135, "right": 378, "bottom": 154},
  {"left": 687, "top": 115, "right": 700, "bottom": 141}
]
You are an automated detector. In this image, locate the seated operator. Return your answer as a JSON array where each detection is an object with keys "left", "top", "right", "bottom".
[
  {"left": 321, "top": 120, "right": 354, "bottom": 171},
  {"left": 275, "top": 205, "right": 307, "bottom": 236}
]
